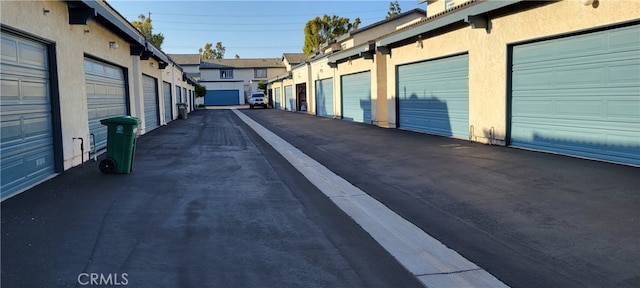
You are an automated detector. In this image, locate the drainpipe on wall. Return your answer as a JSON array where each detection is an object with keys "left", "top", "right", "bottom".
[{"left": 131, "top": 55, "right": 144, "bottom": 135}]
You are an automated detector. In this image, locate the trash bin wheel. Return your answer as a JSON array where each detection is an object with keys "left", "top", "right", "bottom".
[{"left": 99, "top": 158, "right": 117, "bottom": 174}]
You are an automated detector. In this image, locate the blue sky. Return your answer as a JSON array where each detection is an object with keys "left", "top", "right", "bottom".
[{"left": 108, "top": 0, "right": 423, "bottom": 58}]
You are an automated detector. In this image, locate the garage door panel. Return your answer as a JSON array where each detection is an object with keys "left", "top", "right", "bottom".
[
  {"left": 284, "top": 85, "right": 293, "bottom": 111},
  {"left": 143, "top": 75, "right": 159, "bottom": 131},
  {"left": 608, "top": 99, "right": 640, "bottom": 120},
  {"left": 204, "top": 90, "right": 239, "bottom": 106},
  {"left": 1, "top": 79, "right": 20, "bottom": 100},
  {"left": 611, "top": 60, "right": 640, "bottom": 84},
  {"left": 23, "top": 114, "right": 52, "bottom": 138},
  {"left": 85, "top": 58, "right": 126, "bottom": 151},
  {"left": 514, "top": 36, "right": 604, "bottom": 64},
  {"left": 315, "top": 78, "right": 334, "bottom": 117},
  {"left": 22, "top": 80, "right": 49, "bottom": 100},
  {"left": 537, "top": 60, "right": 638, "bottom": 88},
  {"left": 610, "top": 27, "right": 640, "bottom": 50},
  {"left": 2, "top": 77, "right": 49, "bottom": 104},
  {"left": 511, "top": 26, "right": 639, "bottom": 166},
  {"left": 274, "top": 88, "right": 281, "bottom": 109},
  {"left": 514, "top": 89, "right": 639, "bottom": 121},
  {"left": 1, "top": 38, "right": 18, "bottom": 61},
  {"left": 398, "top": 54, "right": 469, "bottom": 139},
  {"left": 1, "top": 33, "right": 55, "bottom": 199},
  {"left": 2, "top": 145, "right": 54, "bottom": 184},
  {"left": 19, "top": 44, "right": 48, "bottom": 68},
  {"left": 163, "top": 82, "right": 172, "bottom": 123},
  {"left": 515, "top": 128, "right": 639, "bottom": 163},
  {"left": 341, "top": 71, "right": 371, "bottom": 123}
]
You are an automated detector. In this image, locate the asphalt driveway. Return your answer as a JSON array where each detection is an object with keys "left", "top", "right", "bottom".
[
  {"left": 1, "top": 109, "right": 421, "bottom": 288},
  {"left": 242, "top": 108, "right": 640, "bottom": 288}
]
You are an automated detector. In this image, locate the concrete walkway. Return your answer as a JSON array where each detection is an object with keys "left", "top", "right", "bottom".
[{"left": 234, "top": 109, "right": 507, "bottom": 287}]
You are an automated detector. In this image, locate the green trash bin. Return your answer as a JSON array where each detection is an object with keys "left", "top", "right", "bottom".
[{"left": 98, "top": 116, "right": 141, "bottom": 174}]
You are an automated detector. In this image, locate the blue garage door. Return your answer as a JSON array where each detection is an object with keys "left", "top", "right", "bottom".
[
  {"left": 284, "top": 85, "right": 293, "bottom": 111},
  {"left": 511, "top": 24, "right": 640, "bottom": 166},
  {"left": 1, "top": 33, "right": 56, "bottom": 199},
  {"left": 163, "top": 81, "right": 173, "bottom": 123},
  {"left": 341, "top": 71, "right": 371, "bottom": 123},
  {"left": 315, "top": 78, "right": 334, "bottom": 118},
  {"left": 397, "top": 54, "right": 469, "bottom": 139},
  {"left": 143, "top": 75, "right": 159, "bottom": 131},
  {"left": 204, "top": 90, "right": 239, "bottom": 106},
  {"left": 85, "top": 57, "right": 127, "bottom": 151},
  {"left": 274, "top": 87, "right": 281, "bottom": 109}
]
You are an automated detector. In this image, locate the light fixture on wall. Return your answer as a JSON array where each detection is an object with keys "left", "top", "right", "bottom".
[
  {"left": 150, "top": 62, "right": 155, "bottom": 67},
  {"left": 43, "top": 8, "right": 50, "bottom": 15},
  {"left": 109, "top": 41, "right": 119, "bottom": 49},
  {"left": 416, "top": 35, "right": 423, "bottom": 48}
]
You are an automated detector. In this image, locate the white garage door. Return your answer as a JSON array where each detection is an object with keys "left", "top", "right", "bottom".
[
  {"left": 143, "top": 75, "right": 159, "bottom": 131},
  {"left": 1, "top": 33, "right": 56, "bottom": 199}
]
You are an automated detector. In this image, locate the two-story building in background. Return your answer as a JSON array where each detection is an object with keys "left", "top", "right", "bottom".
[{"left": 199, "top": 58, "right": 285, "bottom": 106}]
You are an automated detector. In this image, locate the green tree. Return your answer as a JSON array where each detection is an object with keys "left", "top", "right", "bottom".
[
  {"left": 131, "top": 14, "right": 164, "bottom": 49},
  {"left": 303, "top": 14, "right": 361, "bottom": 56},
  {"left": 199, "top": 42, "right": 226, "bottom": 59},
  {"left": 386, "top": 0, "right": 402, "bottom": 19},
  {"left": 257, "top": 81, "right": 267, "bottom": 91},
  {"left": 235, "top": 54, "right": 240, "bottom": 59},
  {"left": 195, "top": 84, "right": 206, "bottom": 97}
]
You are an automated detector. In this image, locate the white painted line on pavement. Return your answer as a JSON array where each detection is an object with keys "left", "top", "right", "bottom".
[{"left": 233, "top": 109, "right": 509, "bottom": 288}]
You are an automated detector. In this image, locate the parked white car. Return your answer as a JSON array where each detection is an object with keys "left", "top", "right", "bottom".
[{"left": 248, "top": 92, "right": 268, "bottom": 109}]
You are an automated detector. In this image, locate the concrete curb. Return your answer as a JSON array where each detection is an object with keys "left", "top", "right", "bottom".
[{"left": 233, "top": 109, "right": 508, "bottom": 288}]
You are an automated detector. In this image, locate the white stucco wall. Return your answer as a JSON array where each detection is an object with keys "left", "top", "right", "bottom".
[
  {"left": 386, "top": 0, "right": 640, "bottom": 144},
  {"left": 0, "top": 0, "right": 195, "bottom": 172}
]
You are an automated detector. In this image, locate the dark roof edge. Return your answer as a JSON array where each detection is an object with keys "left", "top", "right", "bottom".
[
  {"left": 77, "top": 1, "right": 171, "bottom": 65},
  {"left": 377, "top": 0, "right": 523, "bottom": 47},
  {"left": 328, "top": 42, "right": 375, "bottom": 63},
  {"left": 351, "top": 8, "right": 426, "bottom": 36}
]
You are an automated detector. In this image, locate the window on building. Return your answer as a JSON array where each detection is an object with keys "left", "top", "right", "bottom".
[
  {"left": 220, "top": 69, "right": 233, "bottom": 79},
  {"left": 254, "top": 68, "right": 267, "bottom": 78},
  {"left": 445, "top": 0, "right": 455, "bottom": 9}
]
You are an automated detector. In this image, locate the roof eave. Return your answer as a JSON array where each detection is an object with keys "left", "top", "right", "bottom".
[
  {"left": 377, "top": 0, "right": 523, "bottom": 48},
  {"left": 72, "top": 1, "right": 172, "bottom": 67},
  {"left": 328, "top": 42, "right": 376, "bottom": 64}
]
